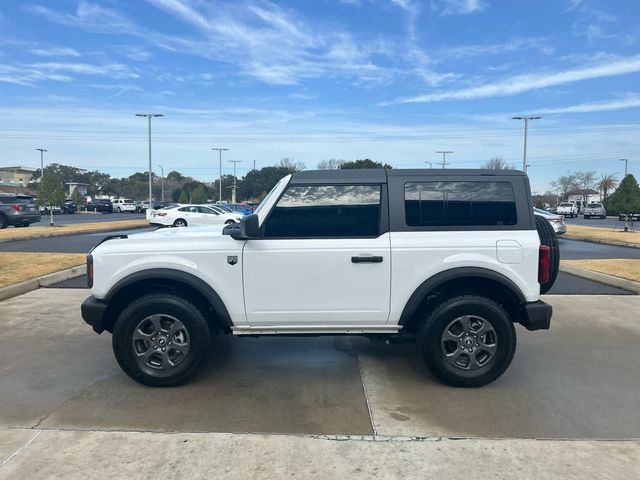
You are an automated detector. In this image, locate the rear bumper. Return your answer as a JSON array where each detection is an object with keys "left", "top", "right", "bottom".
[
  {"left": 81, "top": 296, "right": 109, "bottom": 334},
  {"left": 9, "top": 213, "right": 41, "bottom": 225},
  {"left": 521, "top": 300, "right": 552, "bottom": 331}
]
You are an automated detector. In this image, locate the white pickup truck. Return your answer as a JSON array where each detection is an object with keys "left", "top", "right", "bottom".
[
  {"left": 81, "top": 169, "right": 556, "bottom": 388},
  {"left": 556, "top": 202, "right": 578, "bottom": 218}
]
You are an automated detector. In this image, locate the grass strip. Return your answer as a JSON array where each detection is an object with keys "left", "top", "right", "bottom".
[{"left": 0, "top": 252, "right": 85, "bottom": 288}]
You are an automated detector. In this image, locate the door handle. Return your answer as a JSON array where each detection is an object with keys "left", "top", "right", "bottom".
[{"left": 351, "top": 255, "right": 383, "bottom": 263}]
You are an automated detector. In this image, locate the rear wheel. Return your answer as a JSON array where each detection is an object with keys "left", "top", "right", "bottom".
[
  {"left": 0, "top": 215, "right": 7, "bottom": 229},
  {"left": 417, "top": 295, "right": 516, "bottom": 387},
  {"left": 173, "top": 218, "right": 188, "bottom": 227},
  {"left": 535, "top": 215, "right": 560, "bottom": 294},
  {"left": 112, "top": 293, "right": 211, "bottom": 387}
]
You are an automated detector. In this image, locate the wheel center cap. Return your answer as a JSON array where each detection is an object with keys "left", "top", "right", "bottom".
[
  {"left": 463, "top": 337, "right": 474, "bottom": 348},
  {"left": 157, "top": 336, "right": 167, "bottom": 346}
]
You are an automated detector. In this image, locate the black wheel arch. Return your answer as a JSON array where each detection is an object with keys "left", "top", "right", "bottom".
[
  {"left": 399, "top": 267, "right": 527, "bottom": 331},
  {"left": 103, "top": 268, "right": 233, "bottom": 334}
]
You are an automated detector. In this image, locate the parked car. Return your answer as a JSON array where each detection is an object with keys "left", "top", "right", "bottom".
[
  {"left": 82, "top": 169, "right": 555, "bottom": 388},
  {"left": 149, "top": 204, "right": 243, "bottom": 227},
  {"left": 534, "top": 208, "right": 566, "bottom": 235},
  {"left": 583, "top": 203, "right": 606, "bottom": 219},
  {"left": 556, "top": 202, "right": 578, "bottom": 218},
  {"left": 135, "top": 201, "right": 156, "bottom": 213},
  {"left": 86, "top": 199, "right": 113, "bottom": 213},
  {"left": 225, "top": 203, "right": 254, "bottom": 215},
  {"left": 0, "top": 193, "right": 41, "bottom": 228},
  {"left": 618, "top": 212, "right": 640, "bottom": 221},
  {"left": 112, "top": 198, "right": 137, "bottom": 213},
  {"left": 63, "top": 199, "right": 77, "bottom": 214}
]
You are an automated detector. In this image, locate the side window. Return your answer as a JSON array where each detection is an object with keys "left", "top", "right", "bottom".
[
  {"left": 405, "top": 181, "right": 517, "bottom": 227},
  {"left": 198, "top": 207, "right": 218, "bottom": 215},
  {"left": 178, "top": 207, "right": 189, "bottom": 212},
  {"left": 264, "top": 185, "right": 381, "bottom": 238}
]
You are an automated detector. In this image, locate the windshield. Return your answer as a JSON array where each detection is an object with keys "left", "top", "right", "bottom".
[
  {"left": 216, "top": 205, "right": 233, "bottom": 212},
  {"left": 560, "top": 203, "right": 573, "bottom": 207}
]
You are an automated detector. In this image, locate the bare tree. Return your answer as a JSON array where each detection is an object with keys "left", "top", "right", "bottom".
[
  {"left": 317, "top": 159, "right": 345, "bottom": 170},
  {"left": 278, "top": 158, "right": 306, "bottom": 171},
  {"left": 575, "top": 171, "right": 598, "bottom": 192},
  {"left": 482, "top": 156, "right": 515, "bottom": 170},
  {"left": 550, "top": 174, "right": 579, "bottom": 199}
]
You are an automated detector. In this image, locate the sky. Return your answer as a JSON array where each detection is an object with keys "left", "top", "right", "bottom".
[{"left": 0, "top": 0, "right": 639, "bottom": 193}]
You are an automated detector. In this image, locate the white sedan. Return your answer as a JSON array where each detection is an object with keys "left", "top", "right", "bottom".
[{"left": 149, "top": 204, "right": 243, "bottom": 227}]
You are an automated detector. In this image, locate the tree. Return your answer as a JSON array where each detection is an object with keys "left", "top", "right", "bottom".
[
  {"left": 339, "top": 159, "right": 392, "bottom": 169},
  {"left": 178, "top": 190, "right": 189, "bottom": 204},
  {"left": 190, "top": 185, "right": 207, "bottom": 204},
  {"left": 550, "top": 174, "right": 578, "bottom": 199},
  {"left": 604, "top": 174, "right": 640, "bottom": 218},
  {"left": 598, "top": 174, "right": 619, "bottom": 199},
  {"left": 317, "top": 159, "right": 345, "bottom": 170},
  {"left": 71, "top": 189, "right": 84, "bottom": 208},
  {"left": 278, "top": 158, "right": 306, "bottom": 172},
  {"left": 166, "top": 170, "right": 185, "bottom": 182},
  {"left": 482, "top": 156, "right": 514, "bottom": 170},
  {"left": 575, "top": 171, "right": 597, "bottom": 192},
  {"left": 37, "top": 167, "right": 65, "bottom": 225}
]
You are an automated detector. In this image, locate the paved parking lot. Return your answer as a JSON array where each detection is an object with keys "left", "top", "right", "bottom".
[
  {"left": 564, "top": 215, "right": 634, "bottom": 230},
  {"left": 1, "top": 288, "right": 639, "bottom": 440},
  {"left": 33, "top": 212, "right": 146, "bottom": 226}
]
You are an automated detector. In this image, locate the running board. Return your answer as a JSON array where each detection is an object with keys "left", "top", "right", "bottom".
[{"left": 231, "top": 325, "right": 402, "bottom": 335}]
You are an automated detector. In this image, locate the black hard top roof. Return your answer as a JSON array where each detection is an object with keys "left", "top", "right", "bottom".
[{"left": 290, "top": 168, "right": 526, "bottom": 184}]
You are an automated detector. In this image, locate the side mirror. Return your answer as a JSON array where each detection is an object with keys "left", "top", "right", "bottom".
[{"left": 229, "top": 214, "right": 260, "bottom": 240}]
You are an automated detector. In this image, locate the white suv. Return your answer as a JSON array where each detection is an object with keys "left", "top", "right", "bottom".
[
  {"left": 112, "top": 198, "right": 137, "bottom": 213},
  {"left": 82, "top": 169, "right": 556, "bottom": 388}
]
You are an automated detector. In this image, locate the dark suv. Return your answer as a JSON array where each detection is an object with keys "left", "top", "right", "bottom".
[
  {"left": 0, "top": 194, "right": 41, "bottom": 228},
  {"left": 86, "top": 199, "right": 113, "bottom": 213}
]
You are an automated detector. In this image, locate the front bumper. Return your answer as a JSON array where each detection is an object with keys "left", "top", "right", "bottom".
[
  {"left": 81, "top": 296, "right": 110, "bottom": 334},
  {"left": 521, "top": 300, "right": 552, "bottom": 331}
]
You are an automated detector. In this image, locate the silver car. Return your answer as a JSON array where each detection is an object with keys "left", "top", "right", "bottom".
[
  {"left": 583, "top": 202, "right": 606, "bottom": 219},
  {"left": 534, "top": 208, "right": 566, "bottom": 235}
]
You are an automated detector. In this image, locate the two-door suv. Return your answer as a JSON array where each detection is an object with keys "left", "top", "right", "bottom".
[{"left": 82, "top": 169, "right": 555, "bottom": 387}]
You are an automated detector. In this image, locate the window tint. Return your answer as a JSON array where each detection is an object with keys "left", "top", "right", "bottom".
[
  {"left": 264, "top": 185, "right": 381, "bottom": 237},
  {"left": 0, "top": 196, "right": 18, "bottom": 204},
  {"left": 405, "top": 181, "right": 517, "bottom": 227},
  {"left": 198, "top": 206, "right": 218, "bottom": 214}
]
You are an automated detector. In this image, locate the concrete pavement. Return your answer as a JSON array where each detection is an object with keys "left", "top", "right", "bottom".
[{"left": 1, "top": 289, "right": 640, "bottom": 478}]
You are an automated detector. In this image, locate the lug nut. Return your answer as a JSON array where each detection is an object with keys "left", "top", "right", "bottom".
[{"left": 161, "top": 347, "right": 166, "bottom": 352}]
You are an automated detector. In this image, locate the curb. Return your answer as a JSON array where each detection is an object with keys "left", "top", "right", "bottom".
[
  {"left": 0, "top": 265, "right": 86, "bottom": 302},
  {"left": 559, "top": 264, "right": 640, "bottom": 294},
  {"left": 563, "top": 235, "right": 640, "bottom": 249},
  {"left": 0, "top": 223, "right": 149, "bottom": 244}
]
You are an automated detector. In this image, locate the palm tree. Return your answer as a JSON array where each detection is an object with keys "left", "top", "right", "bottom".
[{"left": 598, "top": 174, "right": 619, "bottom": 199}]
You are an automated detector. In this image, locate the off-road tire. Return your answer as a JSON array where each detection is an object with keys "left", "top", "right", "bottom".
[
  {"left": 535, "top": 215, "right": 560, "bottom": 294},
  {"left": 417, "top": 295, "right": 516, "bottom": 387},
  {"left": 112, "top": 293, "right": 211, "bottom": 387}
]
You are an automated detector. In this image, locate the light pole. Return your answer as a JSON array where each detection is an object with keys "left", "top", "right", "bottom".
[
  {"left": 425, "top": 161, "right": 432, "bottom": 168},
  {"left": 158, "top": 164, "right": 165, "bottom": 202},
  {"left": 36, "top": 148, "right": 47, "bottom": 176},
  {"left": 135, "top": 113, "right": 163, "bottom": 216},
  {"left": 619, "top": 159, "right": 628, "bottom": 177},
  {"left": 512, "top": 115, "right": 541, "bottom": 172},
  {"left": 228, "top": 160, "right": 242, "bottom": 203},
  {"left": 212, "top": 148, "right": 229, "bottom": 203},
  {"left": 436, "top": 151, "right": 453, "bottom": 168}
]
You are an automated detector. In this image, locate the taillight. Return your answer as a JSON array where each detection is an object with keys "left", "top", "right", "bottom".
[
  {"left": 10, "top": 204, "right": 22, "bottom": 212},
  {"left": 538, "top": 245, "right": 550, "bottom": 284},
  {"left": 158, "top": 212, "right": 167, "bottom": 216},
  {"left": 86, "top": 254, "right": 94, "bottom": 288}
]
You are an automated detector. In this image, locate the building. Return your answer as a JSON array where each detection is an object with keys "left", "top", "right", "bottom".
[
  {"left": 567, "top": 188, "right": 601, "bottom": 207},
  {"left": 66, "top": 182, "right": 89, "bottom": 197},
  {"left": 0, "top": 166, "right": 38, "bottom": 194}
]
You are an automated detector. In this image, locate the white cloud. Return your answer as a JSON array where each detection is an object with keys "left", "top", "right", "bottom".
[
  {"left": 0, "top": 61, "right": 138, "bottom": 86},
  {"left": 28, "top": 47, "right": 81, "bottom": 57},
  {"left": 437, "top": 37, "right": 554, "bottom": 59},
  {"left": 537, "top": 95, "right": 640, "bottom": 114},
  {"left": 383, "top": 55, "right": 640, "bottom": 104},
  {"left": 437, "top": 0, "right": 486, "bottom": 16}
]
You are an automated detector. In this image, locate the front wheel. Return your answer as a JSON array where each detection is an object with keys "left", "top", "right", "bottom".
[
  {"left": 112, "top": 293, "right": 211, "bottom": 387},
  {"left": 418, "top": 295, "right": 516, "bottom": 387}
]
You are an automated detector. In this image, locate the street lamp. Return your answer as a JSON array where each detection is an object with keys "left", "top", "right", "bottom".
[
  {"left": 619, "top": 159, "right": 628, "bottom": 177},
  {"left": 512, "top": 115, "right": 541, "bottom": 172},
  {"left": 158, "top": 164, "right": 165, "bottom": 203},
  {"left": 425, "top": 161, "right": 432, "bottom": 168},
  {"left": 436, "top": 151, "right": 453, "bottom": 168},
  {"left": 135, "top": 113, "right": 163, "bottom": 217},
  {"left": 212, "top": 148, "right": 229, "bottom": 203},
  {"left": 228, "top": 160, "right": 242, "bottom": 203}
]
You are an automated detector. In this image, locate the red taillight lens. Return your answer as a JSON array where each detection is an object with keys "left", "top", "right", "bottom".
[
  {"left": 10, "top": 204, "right": 22, "bottom": 212},
  {"left": 538, "top": 245, "right": 551, "bottom": 284},
  {"left": 158, "top": 212, "right": 167, "bottom": 217}
]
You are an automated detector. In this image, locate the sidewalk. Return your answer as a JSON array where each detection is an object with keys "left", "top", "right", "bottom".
[{"left": 1, "top": 428, "right": 638, "bottom": 480}]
